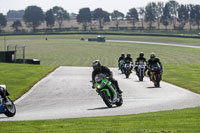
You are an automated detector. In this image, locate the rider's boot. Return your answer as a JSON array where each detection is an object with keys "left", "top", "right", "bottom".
[
  {"left": 115, "top": 84, "right": 123, "bottom": 94},
  {"left": 113, "top": 97, "right": 118, "bottom": 103},
  {"left": 111, "top": 79, "right": 123, "bottom": 94}
]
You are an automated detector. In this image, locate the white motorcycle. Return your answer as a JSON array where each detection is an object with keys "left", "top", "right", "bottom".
[{"left": 136, "top": 61, "right": 146, "bottom": 81}]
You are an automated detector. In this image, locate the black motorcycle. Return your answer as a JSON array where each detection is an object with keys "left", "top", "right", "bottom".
[
  {"left": 150, "top": 65, "right": 161, "bottom": 87},
  {"left": 124, "top": 63, "right": 132, "bottom": 78}
]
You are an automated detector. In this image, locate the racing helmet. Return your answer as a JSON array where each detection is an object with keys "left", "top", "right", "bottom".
[
  {"left": 150, "top": 52, "right": 156, "bottom": 60},
  {"left": 139, "top": 52, "right": 144, "bottom": 57},
  {"left": 92, "top": 60, "right": 101, "bottom": 70},
  {"left": 121, "top": 53, "right": 125, "bottom": 57},
  {"left": 127, "top": 53, "right": 131, "bottom": 58}
]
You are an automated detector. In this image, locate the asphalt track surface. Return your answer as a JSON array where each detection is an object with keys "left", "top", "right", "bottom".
[
  {"left": 7, "top": 38, "right": 200, "bottom": 48},
  {"left": 107, "top": 40, "right": 200, "bottom": 48},
  {"left": 0, "top": 67, "right": 200, "bottom": 121}
]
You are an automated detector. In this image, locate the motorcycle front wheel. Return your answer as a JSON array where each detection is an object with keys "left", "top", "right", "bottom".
[
  {"left": 4, "top": 97, "right": 16, "bottom": 117},
  {"left": 125, "top": 72, "right": 130, "bottom": 78},
  {"left": 139, "top": 77, "right": 143, "bottom": 81},
  {"left": 139, "top": 71, "right": 144, "bottom": 81},
  {"left": 154, "top": 75, "right": 160, "bottom": 87},
  {"left": 101, "top": 91, "right": 112, "bottom": 108}
]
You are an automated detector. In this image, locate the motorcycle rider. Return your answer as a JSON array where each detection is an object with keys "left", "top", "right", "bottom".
[
  {"left": 147, "top": 53, "right": 163, "bottom": 80},
  {"left": 118, "top": 53, "right": 125, "bottom": 70},
  {"left": 134, "top": 52, "right": 147, "bottom": 75},
  {"left": 124, "top": 53, "right": 133, "bottom": 70},
  {"left": 92, "top": 60, "right": 123, "bottom": 94},
  {"left": 0, "top": 86, "right": 9, "bottom": 100}
]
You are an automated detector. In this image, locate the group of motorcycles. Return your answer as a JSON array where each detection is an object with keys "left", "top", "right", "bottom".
[
  {"left": 119, "top": 59, "right": 161, "bottom": 87},
  {"left": 91, "top": 60, "right": 162, "bottom": 108}
]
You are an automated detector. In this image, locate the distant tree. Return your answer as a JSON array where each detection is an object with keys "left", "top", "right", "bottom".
[
  {"left": 52, "top": 6, "right": 70, "bottom": 29},
  {"left": 76, "top": 8, "right": 91, "bottom": 31},
  {"left": 45, "top": 9, "right": 55, "bottom": 29},
  {"left": 92, "top": 8, "right": 110, "bottom": 30},
  {"left": 138, "top": 7, "right": 145, "bottom": 28},
  {"left": 111, "top": 10, "right": 124, "bottom": 30},
  {"left": 11, "top": 20, "right": 22, "bottom": 31},
  {"left": 23, "top": 6, "right": 44, "bottom": 31},
  {"left": 126, "top": 8, "right": 139, "bottom": 29},
  {"left": 177, "top": 4, "right": 189, "bottom": 29},
  {"left": 187, "top": 4, "right": 196, "bottom": 30},
  {"left": 0, "top": 13, "right": 7, "bottom": 32},
  {"left": 194, "top": 5, "right": 200, "bottom": 30},
  {"left": 155, "top": 2, "right": 164, "bottom": 30},
  {"left": 145, "top": 2, "right": 157, "bottom": 30},
  {"left": 161, "top": 4, "right": 171, "bottom": 30},
  {"left": 166, "top": 0, "right": 180, "bottom": 29}
]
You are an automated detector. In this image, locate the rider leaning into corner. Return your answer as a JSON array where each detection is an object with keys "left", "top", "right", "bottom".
[
  {"left": 147, "top": 52, "right": 163, "bottom": 80},
  {"left": 91, "top": 60, "right": 123, "bottom": 94},
  {"left": 134, "top": 52, "right": 147, "bottom": 74}
]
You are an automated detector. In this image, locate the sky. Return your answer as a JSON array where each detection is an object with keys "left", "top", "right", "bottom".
[{"left": 0, "top": 0, "right": 200, "bottom": 15}]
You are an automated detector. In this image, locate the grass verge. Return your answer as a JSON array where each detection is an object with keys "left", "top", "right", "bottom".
[
  {"left": 163, "top": 64, "right": 200, "bottom": 94},
  {"left": 0, "top": 107, "right": 200, "bottom": 133},
  {"left": 0, "top": 63, "right": 57, "bottom": 101}
]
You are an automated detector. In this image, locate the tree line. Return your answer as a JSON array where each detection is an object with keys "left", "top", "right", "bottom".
[{"left": 0, "top": 0, "right": 200, "bottom": 32}]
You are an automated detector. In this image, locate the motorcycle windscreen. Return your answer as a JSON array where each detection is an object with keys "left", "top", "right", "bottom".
[{"left": 95, "top": 73, "right": 105, "bottom": 82}]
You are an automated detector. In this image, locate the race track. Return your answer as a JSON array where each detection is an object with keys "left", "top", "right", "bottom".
[
  {"left": 0, "top": 66, "right": 200, "bottom": 121},
  {"left": 107, "top": 40, "right": 200, "bottom": 49}
]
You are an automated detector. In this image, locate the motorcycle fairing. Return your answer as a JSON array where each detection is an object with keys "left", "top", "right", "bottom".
[{"left": 0, "top": 97, "right": 5, "bottom": 113}]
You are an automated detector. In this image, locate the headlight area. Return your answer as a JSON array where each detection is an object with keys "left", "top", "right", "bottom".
[{"left": 97, "top": 85, "right": 101, "bottom": 89}]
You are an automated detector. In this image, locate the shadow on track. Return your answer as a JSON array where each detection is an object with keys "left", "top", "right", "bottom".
[
  {"left": 0, "top": 116, "right": 9, "bottom": 119},
  {"left": 147, "top": 86, "right": 161, "bottom": 89},
  {"left": 88, "top": 106, "right": 118, "bottom": 110}
]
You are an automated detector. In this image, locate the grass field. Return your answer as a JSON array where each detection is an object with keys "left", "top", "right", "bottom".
[
  {"left": 0, "top": 63, "right": 57, "bottom": 101},
  {"left": 0, "top": 107, "right": 200, "bottom": 133},
  {"left": 0, "top": 35, "right": 199, "bottom": 132}
]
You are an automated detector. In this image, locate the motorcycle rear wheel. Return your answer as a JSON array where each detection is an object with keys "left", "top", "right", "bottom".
[
  {"left": 154, "top": 75, "right": 160, "bottom": 87},
  {"left": 116, "top": 96, "right": 123, "bottom": 107}
]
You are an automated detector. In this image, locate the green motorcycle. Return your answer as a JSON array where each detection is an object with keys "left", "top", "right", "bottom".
[
  {"left": 119, "top": 60, "right": 125, "bottom": 74},
  {"left": 92, "top": 73, "right": 123, "bottom": 108}
]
